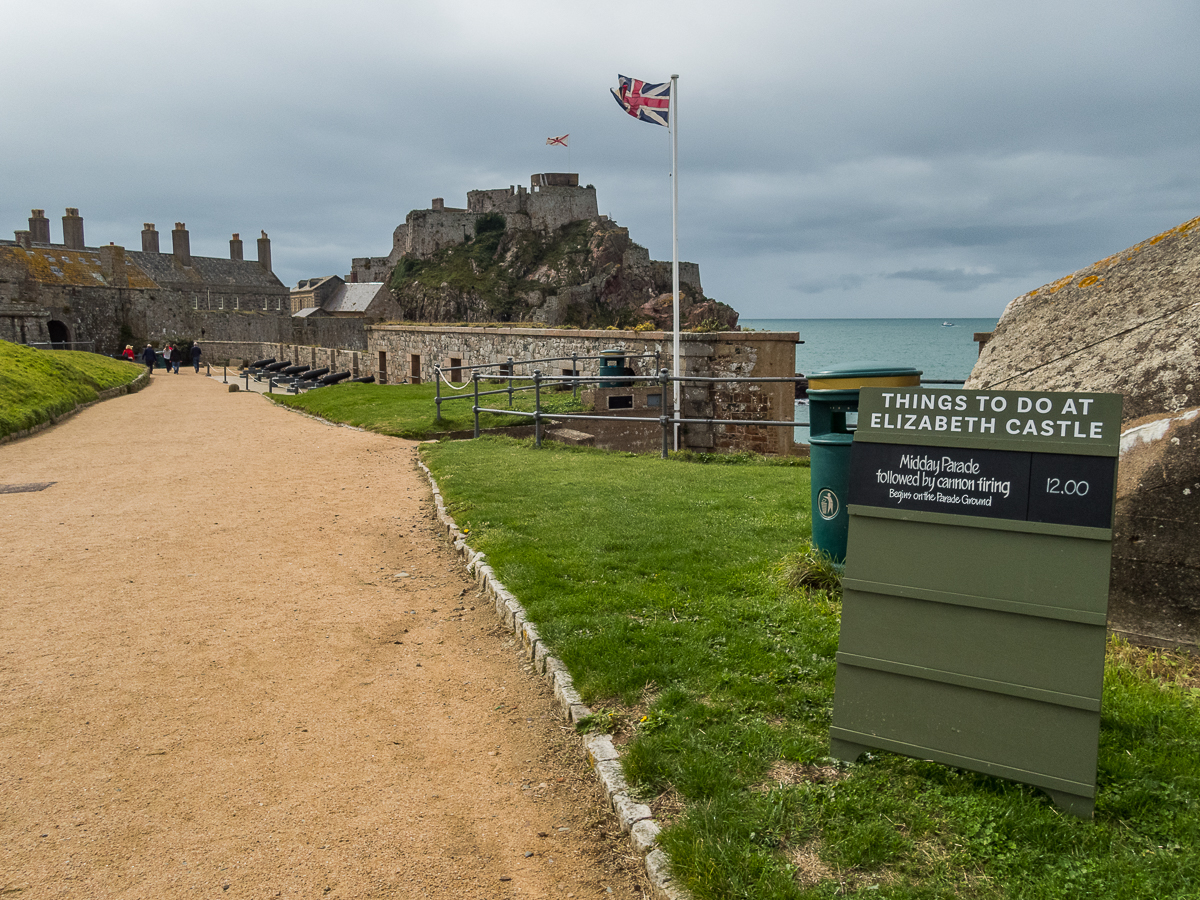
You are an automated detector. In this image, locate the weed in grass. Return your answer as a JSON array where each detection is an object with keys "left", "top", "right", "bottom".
[
  {"left": 778, "top": 545, "right": 843, "bottom": 595},
  {"left": 575, "top": 707, "right": 626, "bottom": 735}
]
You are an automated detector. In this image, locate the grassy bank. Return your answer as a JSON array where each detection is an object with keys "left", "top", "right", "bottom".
[
  {"left": 0, "top": 340, "right": 143, "bottom": 438},
  {"left": 421, "top": 437, "right": 1200, "bottom": 900},
  {"left": 268, "top": 381, "right": 582, "bottom": 440}
]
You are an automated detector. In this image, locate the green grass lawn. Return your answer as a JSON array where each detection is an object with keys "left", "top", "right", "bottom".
[
  {"left": 0, "top": 340, "right": 144, "bottom": 438},
  {"left": 421, "top": 436, "right": 1200, "bottom": 900},
  {"left": 268, "top": 381, "right": 583, "bottom": 440}
]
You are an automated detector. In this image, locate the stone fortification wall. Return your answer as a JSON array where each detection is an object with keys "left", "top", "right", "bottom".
[
  {"left": 349, "top": 256, "right": 392, "bottom": 284},
  {"left": 200, "top": 340, "right": 365, "bottom": 377},
  {"left": 398, "top": 208, "right": 478, "bottom": 260},
  {"left": 196, "top": 317, "right": 369, "bottom": 365},
  {"left": 390, "top": 179, "right": 602, "bottom": 265},
  {"left": 367, "top": 325, "right": 798, "bottom": 454},
  {"left": 468, "top": 183, "right": 599, "bottom": 234}
]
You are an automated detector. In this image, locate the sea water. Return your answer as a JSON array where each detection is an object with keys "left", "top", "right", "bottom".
[{"left": 738, "top": 317, "right": 1000, "bottom": 443}]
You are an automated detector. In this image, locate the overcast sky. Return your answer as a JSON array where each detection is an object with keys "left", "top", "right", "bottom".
[{"left": 2, "top": 1, "right": 1197, "bottom": 319}]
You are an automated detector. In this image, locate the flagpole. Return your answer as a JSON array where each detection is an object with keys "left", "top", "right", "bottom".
[{"left": 670, "top": 74, "right": 680, "bottom": 452}]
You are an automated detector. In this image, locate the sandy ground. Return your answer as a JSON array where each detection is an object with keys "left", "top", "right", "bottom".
[{"left": 0, "top": 370, "right": 650, "bottom": 899}]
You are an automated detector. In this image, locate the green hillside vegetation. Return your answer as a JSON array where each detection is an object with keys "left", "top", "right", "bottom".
[
  {"left": 0, "top": 340, "right": 143, "bottom": 438},
  {"left": 389, "top": 215, "right": 620, "bottom": 324}
]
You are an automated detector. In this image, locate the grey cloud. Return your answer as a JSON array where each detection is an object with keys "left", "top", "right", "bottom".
[{"left": 884, "top": 268, "right": 1008, "bottom": 293}]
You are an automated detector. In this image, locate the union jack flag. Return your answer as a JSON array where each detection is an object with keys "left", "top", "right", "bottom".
[
  {"left": 611, "top": 75, "right": 670, "bottom": 127},
  {"left": 546, "top": 134, "right": 569, "bottom": 147}
]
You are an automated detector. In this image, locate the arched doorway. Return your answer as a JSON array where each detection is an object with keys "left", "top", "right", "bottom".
[{"left": 47, "top": 320, "right": 71, "bottom": 346}]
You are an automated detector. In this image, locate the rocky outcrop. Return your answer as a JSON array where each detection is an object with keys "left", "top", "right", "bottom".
[
  {"left": 966, "top": 217, "right": 1200, "bottom": 419},
  {"left": 968, "top": 216, "right": 1200, "bottom": 648},
  {"left": 1111, "top": 408, "right": 1200, "bottom": 647},
  {"left": 387, "top": 216, "right": 738, "bottom": 330}
]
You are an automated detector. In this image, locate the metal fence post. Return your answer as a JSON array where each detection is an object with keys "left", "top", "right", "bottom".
[
  {"left": 534, "top": 369, "right": 542, "bottom": 449},
  {"left": 473, "top": 372, "right": 481, "bottom": 439},
  {"left": 507, "top": 356, "right": 515, "bottom": 407},
  {"left": 660, "top": 368, "right": 670, "bottom": 459},
  {"left": 223, "top": 365, "right": 227, "bottom": 383},
  {"left": 435, "top": 366, "right": 442, "bottom": 422},
  {"left": 244, "top": 370, "right": 249, "bottom": 391},
  {"left": 572, "top": 353, "right": 578, "bottom": 401}
]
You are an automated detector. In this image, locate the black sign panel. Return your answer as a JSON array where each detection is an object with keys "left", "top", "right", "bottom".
[
  {"left": 850, "top": 443, "right": 1115, "bottom": 529},
  {"left": 850, "top": 443, "right": 1030, "bottom": 521},
  {"left": 1027, "top": 453, "right": 1117, "bottom": 529}
]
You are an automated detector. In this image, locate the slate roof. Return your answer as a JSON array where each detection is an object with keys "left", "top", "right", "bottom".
[
  {"left": 0, "top": 245, "right": 158, "bottom": 289},
  {"left": 125, "top": 250, "right": 287, "bottom": 291},
  {"left": 324, "top": 282, "right": 386, "bottom": 314},
  {"left": 293, "top": 307, "right": 327, "bottom": 318}
]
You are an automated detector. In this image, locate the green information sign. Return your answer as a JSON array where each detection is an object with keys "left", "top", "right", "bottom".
[{"left": 830, "top": 388, "right": 1122, "bottom": 818}]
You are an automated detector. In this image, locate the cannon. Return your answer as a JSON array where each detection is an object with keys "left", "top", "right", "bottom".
[
  {"left": 249, "top": 357, "right": 275, "bottom": 369},
  {"left": 349, "top": 375, "right": 376, "bottom": 384},
  {"left": 264, "top": 360, "right": 292, "bottom": 372},
  {"left": 282, "top": 364, "right": 311, "bottom": 376},
  {"left": 298, "top": 367, "right": 330, "bottom": 381},
  {"left": 320, "top": 371, "right": 351, "bottom": 386}
]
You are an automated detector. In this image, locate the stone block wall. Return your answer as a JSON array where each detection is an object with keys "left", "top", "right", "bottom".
[{"left": 367, "top": 325, "right": 799, "bottom": 454}]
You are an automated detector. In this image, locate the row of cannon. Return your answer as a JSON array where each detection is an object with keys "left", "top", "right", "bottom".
[{"left": 245, "top": 358, "right": 376, "bottom": 392}]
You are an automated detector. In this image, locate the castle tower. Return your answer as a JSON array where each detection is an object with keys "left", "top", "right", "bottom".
[
  {"left": 230, "top": 233, "right": 244, "bottom": 260},
  {"left": 62, "top": 208, "right": 85, "bottom": 250},
  {"left": 142, "top": 223, "right": 160, "bottom": 253},
  {"left": 172, "top": 223, "right": 191, "bottom": 266},
  {"left": 28, "top": 209, "right": 50, "bottom": 244},
  {"left": 257, "top": 231, "right": 272, "bottom": 273}
]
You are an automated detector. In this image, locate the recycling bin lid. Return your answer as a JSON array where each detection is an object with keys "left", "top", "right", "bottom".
[{"left": 807, "top": 361, "right": 922, "bottom": 391}]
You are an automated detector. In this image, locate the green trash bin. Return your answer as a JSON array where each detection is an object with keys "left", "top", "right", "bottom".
[
  {"left": 598, "top": 348, "right": 634, "bottom": 388},
  {"left": 807, "top": 363, "right": 922, "bottom": 562}
]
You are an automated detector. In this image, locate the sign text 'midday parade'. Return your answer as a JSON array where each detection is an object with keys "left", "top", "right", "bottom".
[{"left": 868, "top": 391, "right": 1106, "bottom": 440}]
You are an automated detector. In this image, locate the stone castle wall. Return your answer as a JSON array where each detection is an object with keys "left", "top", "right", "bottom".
[{"left": 366, "top": 325, "right": 798, "bottom": 454}]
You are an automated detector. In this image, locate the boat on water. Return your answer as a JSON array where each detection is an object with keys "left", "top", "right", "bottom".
[{"left": 941, "top": 321, "right": 956, "bottom": 327}]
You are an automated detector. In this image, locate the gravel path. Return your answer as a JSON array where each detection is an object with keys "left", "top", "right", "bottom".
[{"left": 0, "top": 370, "right": 648, "bottom": 899}]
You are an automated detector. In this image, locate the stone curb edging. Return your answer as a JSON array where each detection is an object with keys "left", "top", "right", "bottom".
[
  {"left": 0, "top": 370, "right": 151, "bottom": 447},
  {"left": 416, "top": 457, "right": 691, "bottom": 900}
]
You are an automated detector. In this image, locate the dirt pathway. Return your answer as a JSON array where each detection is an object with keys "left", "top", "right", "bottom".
[{"left": 0, "top": 371, "right": 648, "bottom": 899}]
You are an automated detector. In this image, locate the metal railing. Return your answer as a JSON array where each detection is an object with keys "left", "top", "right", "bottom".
[
  {"left": 27, "top": 341, "right": 96, "bottom": 353},
  {"left": 433, "top": 351, "right": 661, "bottom": 420},
  {"left": 448, "top": 365, "right": 966, "bottom": 458},
  {"left": 461, "top": 367, "right": 807, "bottom": 458}
]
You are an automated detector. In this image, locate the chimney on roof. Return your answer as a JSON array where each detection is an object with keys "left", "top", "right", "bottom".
[
  {"left": 257, "top": 230, "right": 272, "bottom": 273},
  {"left": 432, "top": 198, "right": 445, "bottom": 211},
  {"left": 62, "top": 208, "right": 85, "bottom": 250},
  {"left": 28, "top": 210, "right": 50, "bottom": 244},
  {"left": 230, "top": 232, "right": 244, "bottom": 260},
  {"left": 142, "top": 223, "right": 160, "bottom": 253},
  {"left": 14, "top": 230, "right": 32, "bottom": 249},
  {"left": 99, "top": 244, "right": 129, "bottom": 288},
  {"left": 172, "top": 222, "right": 191, "bottom": 267}
]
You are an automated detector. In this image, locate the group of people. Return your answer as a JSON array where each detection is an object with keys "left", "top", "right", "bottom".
[{"left": 127, "top": 342, "right": 202, "bottom": 374}]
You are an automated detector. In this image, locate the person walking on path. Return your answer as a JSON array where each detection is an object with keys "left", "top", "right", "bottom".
[
  {"left": 191, "top": 342, "right": 202, "bottom": 373},
  {"left": 141, "top": 343, "right": 156, "bottom": 373},
  {"left": 170, "top": 344, "right": 182, "bottom": 374}
]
